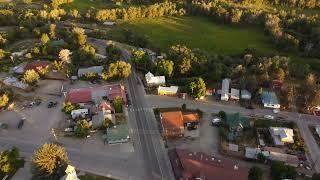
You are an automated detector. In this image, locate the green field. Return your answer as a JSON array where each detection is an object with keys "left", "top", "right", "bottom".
[
  {"left": 110, "top": 16, "right": 278, "bottom": 55},
  {"left": 62, "top": 0, "right": 118, "bottom": 12}
]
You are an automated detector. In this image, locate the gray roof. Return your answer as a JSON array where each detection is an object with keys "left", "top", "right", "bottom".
[
  {"left": 91, "top": 111, "right": 104, "bottom": 129},
  {"left": 78, "top": 66, "right": 104, "bottom": 77},
  {"left": 241, "top": 89, "right": 251, "bottom": 99},
  {"left": 262, "top": 91, "right": 279, "bottom": 106}
]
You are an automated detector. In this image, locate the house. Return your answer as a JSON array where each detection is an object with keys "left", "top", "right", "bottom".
[
  {"left": 261, "top": 91, "right": 280, "bottom": 109},
  {"left": 225, "top": 113, "right": 250, "bottom": 141},
  {"left": 245, "top": 147, "right": 270, "bottom": 160},
  {"left": 158, "top": 86, "right": 179, "bottom": 96},
  {"left": 160, "top": 111, "right": 184, "bottom": 138},
  {"left": 270, "top": 80, "right": 283, "bottom": 89},
  {"left": 106, "top": 124, "right": 129, "bottom": 144},
  {"left": 77, "top": 66, "right": 104, "bottom": 78},
  {"left": 145, "top": 72, "right": 165, "bottom": 86},
  {"left": 91, "top": 111, "right": 104, "bottom": 129},
  {"left": 103, "top": 21, "right": 116, "bottom": 26},
  {"left": 24, "top": 61, "right": 52, "bottom": 72},
  {"left": 269, "top": 151, "right": 299, "bottom": 167},
  {"left": 98, "top": 101, "right": 114, "bottom": 113},
  {"left": 71, "top": 109, "right": 88, "bottom": 119},
  {"left": 316, "top": 126, "right": 320, "bottom": 138},
  {"left": 182, "top": 112, "right": 200, "bottom": 130},
  {"left": 206, "top": 88, "right": 215, "bottom": 96},
  {"left": 240, "top": 89, "right": 251, "bottom": 100},
  {"left": 230, "top": 88, "right": 240, "bottom": 100},
  {"left": 65, "top": 84, "right": 127, "bottom": 104},
  {"left": 168, "top": 149, "right": 248, "bottom": 180},
  {"left": 221, "top": 78, "right": 231, "bottom": 101},
  {"left": 3, "top": 77, "right": 29, "bottom": 90},
  {"left": 95, "top": 53, "right": 106, "bottom": 59},
  {"left": 269, "top": 127, "right": 294, "bottom": 146}
]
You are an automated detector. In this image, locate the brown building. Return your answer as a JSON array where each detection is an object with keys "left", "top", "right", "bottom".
[
  {"left": 160, "top": 111, "right": 200, "bottom": 138},
  {"left": 160, "top": 111, "right": 184, "bottom": 138},
  {"left": 169, "top": 149, "right": 248, "bottom": 180}
]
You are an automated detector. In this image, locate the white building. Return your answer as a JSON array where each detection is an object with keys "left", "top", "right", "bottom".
[
  {"left": 71, "top": 109, "right": 88, "bottom": 119},
  {"left": 158, "top": 86, "right": 179, "bottom": 96},
  {"left": 77, "top": 66, "right": 104, "bottom": 78},
  {"left": 145, "top": 72, "right": 165, "bottom": 86},
  {"left": 221, "top": 78, "right": 230, "bottom": 101},
  {"left": 230, "top": 88, "right": 240, "bottom": 100},
  {"left": 269, "top": 127, "right": 294, "bottom": 146}
]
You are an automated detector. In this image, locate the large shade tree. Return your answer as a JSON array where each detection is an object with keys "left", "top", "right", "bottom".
[{"left": 32, "top": 143, "right": 69, "bottom": 179}]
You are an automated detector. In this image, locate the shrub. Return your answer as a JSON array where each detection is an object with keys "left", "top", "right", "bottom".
[{"left": 75, "top": 120, "right": 91, "bottom": 138}]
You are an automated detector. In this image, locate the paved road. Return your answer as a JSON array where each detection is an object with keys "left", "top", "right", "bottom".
[
  {"left": 145, "top": 95, "right": 320, "bottom": 173},
  {"left": 121, "top": 49, "right": 174, "bottom": 180}
]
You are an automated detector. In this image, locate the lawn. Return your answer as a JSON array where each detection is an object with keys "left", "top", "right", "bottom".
[
  {"left": 62, "top": 0, "right": 119, "bottom": 12},
  {"left": 110, "top": 16, "right": 278, "bottom": 55}
]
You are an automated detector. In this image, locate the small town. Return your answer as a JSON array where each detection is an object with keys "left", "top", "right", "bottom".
[{"left": 0, "top": 0, "right": 320, "bottom": 180}]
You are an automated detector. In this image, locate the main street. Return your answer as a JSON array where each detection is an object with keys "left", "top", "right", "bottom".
[
  {"left": 122, "top": 48, "right": 174, "bottom": 180},
  {"left": 145, "top": 95, "right": 320, "bottom": 173}
]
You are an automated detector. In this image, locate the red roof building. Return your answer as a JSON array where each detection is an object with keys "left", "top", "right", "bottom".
[
  {"left": 24, "top": 61, "right": 52, "bottom": 72},
  {"left": 65, "top": 84, "right": 127, "bottom": 104},
  {"left": 160, "top": 111, "right": 184, "bottom": 138},
  {"left": 169, "top": 149, "right": 248, "bottom": 180}
]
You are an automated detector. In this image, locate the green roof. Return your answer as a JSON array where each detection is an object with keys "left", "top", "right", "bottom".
[{"left": 226, "top": 113, "right": 250, "bottom": 129}]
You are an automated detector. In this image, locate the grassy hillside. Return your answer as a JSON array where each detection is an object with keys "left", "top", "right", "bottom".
[{"left": 110, "top": 16, "right": 278, "bottom": 55}]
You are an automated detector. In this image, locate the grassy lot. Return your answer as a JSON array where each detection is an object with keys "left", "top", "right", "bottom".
[
  {"left": 62, "top": 0, "right": 119, "bottom": 12},
  {"left": 110, "top": 16, "right": 278, "bottom": 55}
]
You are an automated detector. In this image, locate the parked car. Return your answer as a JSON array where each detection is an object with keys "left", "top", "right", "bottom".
[
  {"left": 47, "top": 101, "right": 58, "bottom": 108},
  {"left": 273, "top": 109, "right": 280, "bottom": 114},
  {"left": 0, "top": 123, "right": 8, "bottom": 129},
  {"left": 17, "top": 118, "right": 25, "bottom": 129},
  {"left": 264, "top": 115, "right": 274, "bottom": 120},
  {"left": 245, "top": 105, "right": 254, "bottom": 110},
  {"left": 211, "top": 117, "right": 221, "bottom": 126},
  {"left": 35, "top": 99, "right": 42, "bottom": 106}
]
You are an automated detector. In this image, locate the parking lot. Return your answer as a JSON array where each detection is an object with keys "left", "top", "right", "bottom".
[{"left": 0, "top": 80, "right": 64, "bottom": 144}]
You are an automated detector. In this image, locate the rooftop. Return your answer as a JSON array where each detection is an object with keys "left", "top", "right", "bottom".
[
  {"left": 226, "top": 112, "right": 250, "bottom": 129},
  {"left": 169, "top": 149, "right": 248, "bottom": 180},
  {"left": 160, "top": 111, "right": 184, "bottom": 138}
]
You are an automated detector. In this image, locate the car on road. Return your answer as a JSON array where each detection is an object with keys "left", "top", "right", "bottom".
[
  {"left": 17, "top": 118, "right": 25, "bottom": 129},
  {"left": 264, "top": 115, "right": 274, "bottom": 120},
  {"left": 47, "top": 101, "right": 58, "bottom": 108},
  {"left": 211, "top": 117, "right": 221, "bottom": 126},
  {"left": 245, "top": 105, "right": 254, "bottom": 110}
]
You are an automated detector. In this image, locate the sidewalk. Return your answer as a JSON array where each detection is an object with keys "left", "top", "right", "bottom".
[{"left": 11, "top": 161, "right": 32, "bottom": 180}]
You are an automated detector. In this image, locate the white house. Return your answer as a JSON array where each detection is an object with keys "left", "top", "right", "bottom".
[
  {"left": 269, "top": 127, "right": 294, "bottom": 146},
  {"left": 262, "top": 91, "right": 280, "bottom": 109},
  {"left": 77, "top": 66, "right": 104, "bottom": 78},
  {"left": 71, "top": 109, "right": 88, "bottom": 119},
  {"left": 230, "top": 88, "right": 240, "bottom": 100},
  {"left": 145, "top": 72, "right": 165, "bottom": 86},
  {"left": 221, "top": 78, "right": 231, "bottom": 101}
]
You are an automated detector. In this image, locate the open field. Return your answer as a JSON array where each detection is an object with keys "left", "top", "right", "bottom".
[
  {"left": 110, "top": 16, "right": 277, "bottom": 55},
  {"left": 62, "top": 0, "right": 119, "bottom": 12},
  {"left": 110, "top": 16, "right": 320, "bottom": 71}
]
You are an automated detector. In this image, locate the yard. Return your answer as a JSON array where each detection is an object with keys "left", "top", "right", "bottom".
[{"left": 109, "top": 16, "right": 278, "bottom": 55}]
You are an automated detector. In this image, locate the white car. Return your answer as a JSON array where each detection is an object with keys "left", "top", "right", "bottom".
[
  {"left": 211, "top": 117, "right": 221, "bottom": 126},
  {"left": 264, "top": 115, "right": 274, "bottom": 120},
  {"left": 273, "top": 109, "right": 280, "bottom": 114}
]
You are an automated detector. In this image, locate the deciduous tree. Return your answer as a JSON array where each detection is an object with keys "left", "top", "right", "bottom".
[
  {"left": 23, "top": 70, "right": 40, "bottom": 85},
  {"left": 155, "top": 59, "right": 174, "bottom": 78},
  {"left": 187, "top": 77, "right": 206, "bottom": 99},
  {"left": 32, "top": 143, "right": 68, "bottom": 179}
]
